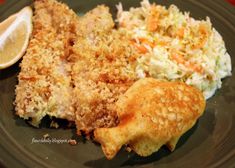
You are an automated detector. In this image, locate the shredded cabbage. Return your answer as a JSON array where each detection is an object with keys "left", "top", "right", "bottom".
[{"left": 117, "top": 0, "right": 232, "bottom": 99}]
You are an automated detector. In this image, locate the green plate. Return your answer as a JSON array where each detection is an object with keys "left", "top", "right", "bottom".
[{"left": 0, "top": 0, "right": 235, "bottom": 167}]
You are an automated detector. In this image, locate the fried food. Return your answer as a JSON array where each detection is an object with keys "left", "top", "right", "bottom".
[
  {"left": 15, "top": 0, "right": 140, "bottom": 132},
  {"left": 13, "top": 0, "right": 210, "bottom": 160},
  {"left": 94, "top": 78, "right": 206, "bottom": 159},
  {"left": 15, "top": 0, "right": 79, "bottom": 126},
  {"left": 71, "top": 6, "right": 140, "bottom": 134}
]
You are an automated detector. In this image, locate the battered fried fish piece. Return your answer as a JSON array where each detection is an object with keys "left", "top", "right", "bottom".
[
  {"left": 15, "top": 0, "right": 79, "bottom": 126},
  {"left": 71, "top": 6, "right": 139, "bottom": 134},
  {"left": 94, "top": 78, "right": 206, "bottom": 159}
]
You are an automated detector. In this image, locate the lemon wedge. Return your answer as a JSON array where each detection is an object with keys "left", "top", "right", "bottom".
[{"left": 0, "top": 7, "right": 33, "bottom": 69}]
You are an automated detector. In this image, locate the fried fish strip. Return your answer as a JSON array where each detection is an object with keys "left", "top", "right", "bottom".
[
  {"left": 15, "top": 0, "right": 79, "bottom": 126},
  {"left": 71, "top": 6, "right": 139, "bottom": 134},
  {"left": 94, "top": 78, "right": 206, "bottom": 159}
]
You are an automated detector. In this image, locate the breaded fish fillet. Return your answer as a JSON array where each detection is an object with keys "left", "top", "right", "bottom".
[
  {"left": 94, "top": 78, "right": 206, "bottom": 159},
  {"left": 71, "top": 6, "right": 139, "bottom": 134},
  {"left": 15, "top": 0, "right": 79, "bottom": 126}
]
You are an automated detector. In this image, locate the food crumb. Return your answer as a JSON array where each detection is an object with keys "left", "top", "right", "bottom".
[
  {"left": 50, "top": 121, "right": 59, "bottom": 128},
  {"left": 126, "top": 146, "right": 132, "bottom": 152},
  {"left": 68, "top": 139, "right": 77, "bottom": 146},
  {"left": 43, "top": 133, "right": 50, "bottom": 139}
]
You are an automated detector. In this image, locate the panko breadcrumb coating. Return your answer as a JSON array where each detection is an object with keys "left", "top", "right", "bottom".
[
  {"left": 15, "top": 1, "right": 208, "bottom": 147},
  {"left": 15, "top": 0, "right": 79, "bottom": 126},
  {"left": 15, "top": 1, "right": 140, "bottom": 132},
  {"left": 71, "top": 6, "right": 140, "bottom": 134}
]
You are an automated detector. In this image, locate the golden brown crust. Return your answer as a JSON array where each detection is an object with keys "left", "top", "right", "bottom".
[
  {"left": 94, "top": 78, "right": 206, "bottom": 159},
  {"left": 15, "top": 1, "right": 140, "bottom": 131},
  {"left": 71, "top": 6, "right": 140, "bottom": 133},
  {"left": 15, "top": 0, "right": 79, "bottom": 126}
]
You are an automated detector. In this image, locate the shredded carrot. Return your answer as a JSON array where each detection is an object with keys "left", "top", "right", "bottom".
[
  {"left": 147, "top": 5, "right": 159, "bottom": 32},
  {"left": 177, "top": 27, "right": 185, "bottom": 38},
  {"left": 171, "top": 53, "right": 185, "bottom": 64},
  {"left": 171, "top": 53, "right": 204, "bottom": 74},
  {"left": 130, "top": 38, "right": 151, "bottom": 54},
  {"left": 158, "top": 41, "right": 168, "bottom": 46},
  {"left": 137, "top": 37, "right": 155, "bottom": 48},
  {"left": 135, "top": 44, "right": 148, "bottom": 54},
  {"left": 144, "top": 40, "right": 155, "bottom": 48},
  {"left": 136, "top": 37, "right": 146, "bottom": 42},
  {"left": 199, "top": 24, "right": 208, "bottom": 36},
  {"left": 192, "top": 40, "right": 206, "bottom": 50},
  {"left": 137, "top": 37, "right": 169, "bottom": 48},
  {"left": 191, "top": 64, "right": 204, "bottom": 74},
  {"left": 192, "top": 24, "right": 209, "bottom": 49}
]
